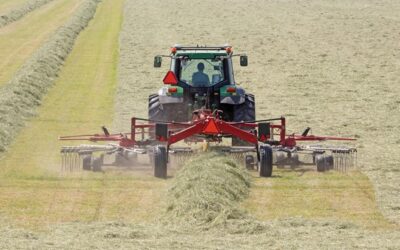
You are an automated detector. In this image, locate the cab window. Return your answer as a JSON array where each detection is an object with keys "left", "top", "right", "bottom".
[{"left": 179, "top": 58, "right": 225, "bottom": 87}]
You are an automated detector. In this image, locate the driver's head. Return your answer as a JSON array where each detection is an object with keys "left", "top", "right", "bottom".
[{"left": 197, "top": 62, "right": 205, "bottom": 72}]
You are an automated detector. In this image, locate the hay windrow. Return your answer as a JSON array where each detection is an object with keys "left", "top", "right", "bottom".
[
  {"left": 0, "top": 0, "right": 55, "bottom": 28},
  {"left": 0, "top": 0, "right": 101, "bottom": 153},
  {"left": 164, "top": 152, "right": 256, "bottom": 229}
]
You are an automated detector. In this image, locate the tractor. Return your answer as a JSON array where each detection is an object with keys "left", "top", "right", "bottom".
[
  {"left": 59, "top": 45, "right": 356, "bottom": 179},
  {"left": 149, "top": 45, "right": 254, "bottom": 132}
]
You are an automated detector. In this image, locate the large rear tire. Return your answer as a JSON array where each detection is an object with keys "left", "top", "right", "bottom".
[
  {"left": 153, "top": 145, "right": 167, "bottom": 178},
  {"left": 148, "top": 94, "right": 188, "bottom": 122},
  {"left": 259, "top": 144, "right": 273, "bottom": 177},
  {"left": 232, "top": 94, "right": 255, "bottom": 146}
]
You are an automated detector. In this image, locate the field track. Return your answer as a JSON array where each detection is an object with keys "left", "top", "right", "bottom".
[{"left": 0, "top": 0, "right": 83, "bottom": 86}]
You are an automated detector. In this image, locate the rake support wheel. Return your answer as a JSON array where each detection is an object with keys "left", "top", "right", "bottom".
[
  {"left": 92, "top": 156, "right": 103, "bottom": 172},
  {"left": 316, "top": 154, "right": 334, "bottom": 172},
  {"left": 245, "top": 155, "right": 255, "bottom": 170},
  {"left": 153, "top": 145, "right": 168, "bottom": 178},
  {"left": 82, "top": 155, "right": 92, "bottom": 171},
  {"left": 259, "top": 144, "right": 273, "bottom": 177}
]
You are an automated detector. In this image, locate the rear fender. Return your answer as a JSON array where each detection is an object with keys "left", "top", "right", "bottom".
[
  {"left": 220, "top": 85, "right": 245, "bottom": 105},
  {"left": 158, "top": 86, "right": 184, "bottom": 104}
]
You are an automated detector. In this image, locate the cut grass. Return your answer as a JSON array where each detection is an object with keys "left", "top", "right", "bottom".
[
  {"left": 0, "top": 173, "right": 167, "bottom": 229},
  {"left": 0, "top": 0, "right": 82, "bottom": 86},
  {"left": 0, "top": 0, "right": 27, "bottom": 16},
  {"left": 242, "top": 168, "right": 394, "bottom": 229},
  {"left": 0, "top": 0, "right": 171, "bottom": 230}
]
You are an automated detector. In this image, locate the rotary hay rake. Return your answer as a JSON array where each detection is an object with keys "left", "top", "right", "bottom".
[{"left": 59, "top": 109, "right": 357, "bottom": 178}]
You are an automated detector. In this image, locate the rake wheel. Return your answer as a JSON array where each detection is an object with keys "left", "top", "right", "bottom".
[
  {"left": 82, "top": 155, "right": 92, "bottom": 171},
  {"left": 153, "top": 145, "right": 167, "bottom": 178},
  {"left": 315, "top": 155, "right": 329, "bottom": 172},
  {"left": 92, "top": 156, "right": 103, "bottom": 172},
  {"left": 245, "top": 155, "right": 255, "bottom": 170},
  {"left": 259, "top": 144, "right": 273, "bottom": 177}
]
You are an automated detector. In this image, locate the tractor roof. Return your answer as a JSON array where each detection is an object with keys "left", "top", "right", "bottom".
[{"left": 173, "top": 45, "right": 231, "bottom": 59}]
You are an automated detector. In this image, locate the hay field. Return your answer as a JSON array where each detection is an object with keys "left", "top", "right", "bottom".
[
  {"left": 0, "top": 0, "right": 83, "bottom": 85},
  {"left": 0, "top": 0, "right": 399, "bottom": 249}
]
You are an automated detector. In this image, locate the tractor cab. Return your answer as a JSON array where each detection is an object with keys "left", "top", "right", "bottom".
[
  {"left": 151, "top": 45, "right": 252, "bottom": 123},
  {"left": 154, "top": 45, "right": 247, "bottom": 89}
]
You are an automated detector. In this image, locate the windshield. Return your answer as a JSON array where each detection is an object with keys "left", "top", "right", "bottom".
[{"left": 179, "top": 58, "right": 225, "bottom": 87}]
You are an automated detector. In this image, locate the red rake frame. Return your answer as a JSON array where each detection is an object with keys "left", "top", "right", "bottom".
[{"left": 60, "top": 109, "right": 355, "bottom": 150}]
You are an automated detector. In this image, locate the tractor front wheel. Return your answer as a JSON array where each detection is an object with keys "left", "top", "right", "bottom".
[
  {"left": 259, "top": 144, "right": 273, "bottom": 177},
  {"left": 153, "top": 145, "right": 167, "bottom": 178}
]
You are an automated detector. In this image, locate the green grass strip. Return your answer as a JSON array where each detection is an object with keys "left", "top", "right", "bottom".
[{"left": 0, "top": 0, "right": 101, "bottom": 153}]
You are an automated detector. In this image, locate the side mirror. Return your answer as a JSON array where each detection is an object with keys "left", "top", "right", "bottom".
[
  {"left": 154, "top": 56, "right": 162, "bottom": 67},
  {"left": 240, "top": 55, "right": 248, "bottom": 67}
]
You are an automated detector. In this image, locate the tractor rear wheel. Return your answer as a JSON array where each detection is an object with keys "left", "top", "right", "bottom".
[
  {"left": 153, "top": 145, "right": 167, "bottom": 178},
  {"left": 259, "top": 144, "right": 273, "bottom": 177},
  {"left": 232, "top": 94, "right": 255, "bottom": 146},
  {"left": 148, "top": 94, "right": 187, "bottom": 122}
]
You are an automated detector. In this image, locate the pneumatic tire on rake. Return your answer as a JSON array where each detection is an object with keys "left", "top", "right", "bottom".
[
  {"left": 153, "top": 145, "right": 167, "bottom": 178},
  {"left": 92, "top": 156, "right": 103, "bottom": 172},
  {"left": 82, "top": 155, "right": 92, "bottom": 171},
  {"left": 316, "top": 155, "right": 334, "bottom": 172},
  {"left": 259, "top": 144, "right": 273, "bottom": 177}
]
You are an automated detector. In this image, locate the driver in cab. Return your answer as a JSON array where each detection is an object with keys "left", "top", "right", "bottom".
[{"left": 192, "top": 62, "right": 210, "bottom": 87}]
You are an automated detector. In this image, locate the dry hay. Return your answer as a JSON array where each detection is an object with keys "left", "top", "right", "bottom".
[
  {"left": 0, "top": 154, "right": 399, "bottom": 249},
  {"left": 0, "top": 0, "right": 101, "bottom": 153},
  {"left": 0, "top": 0, "right": 55, "bottom": 28},
  {"left": 116, "top": 0, "right": 400, "bottom": 224},
  {"left": 164, "top": 152, "right": 258, "bottom": 231}
]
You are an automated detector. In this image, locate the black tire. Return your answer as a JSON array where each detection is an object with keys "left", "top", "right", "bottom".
[
  {"left": 289, "top": 153, "right": 299, "bottom": 169},
  {"left": 233, "top": 94, "right": 255, "bottom": 122},
  {"left": 245, "top": 155, "right": 255, "bottom": 170},
  {"left": 115, "top": 153, "right": 125, "bottom": 167},
  {"left": 148, "top": 94, "right": 166, "bottom": 122},
  {"left": 153, "top": 145, "right": 167, "bottom": 178},
  {"left": 232, "top": 94, "right": 256, "bottom": 146},
  {"left": 259, "top": 144, "right": 273, "bottom": 177},
  {"left": 148, "top": 94, "right": 188, "bottom": 123},
  {"left": 92, "top": 157, "right": 103, "bottom": 172},
  {"left": 325, "top": 155, "right": 334, "bottom": 170},
  {"left": 316, "top": 155, "right": 327, "bottom": 172},
  {"left": 275, "top": 151, "right": 286, "bottom": 168},
  {"left": 82, "top": 155, "right": 92, "bottom": 171}
]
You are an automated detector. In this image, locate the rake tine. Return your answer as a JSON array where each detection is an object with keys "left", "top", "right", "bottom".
[
  {"left": 61, "top": 153, "right": 65, "bottom": 172},
  {"left": 69, "top": 153, "right": 73, "bottom": 171},
  {"left": 75, "top": 153, "right": 80, "bottom": 171}
]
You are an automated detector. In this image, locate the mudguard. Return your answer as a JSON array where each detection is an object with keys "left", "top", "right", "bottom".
[
  {"left": 158, "top": 86, "right": 184, "bottom": 104},
  {"left": 219, "top": 85, "right": 245, "bottom": 105}
]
